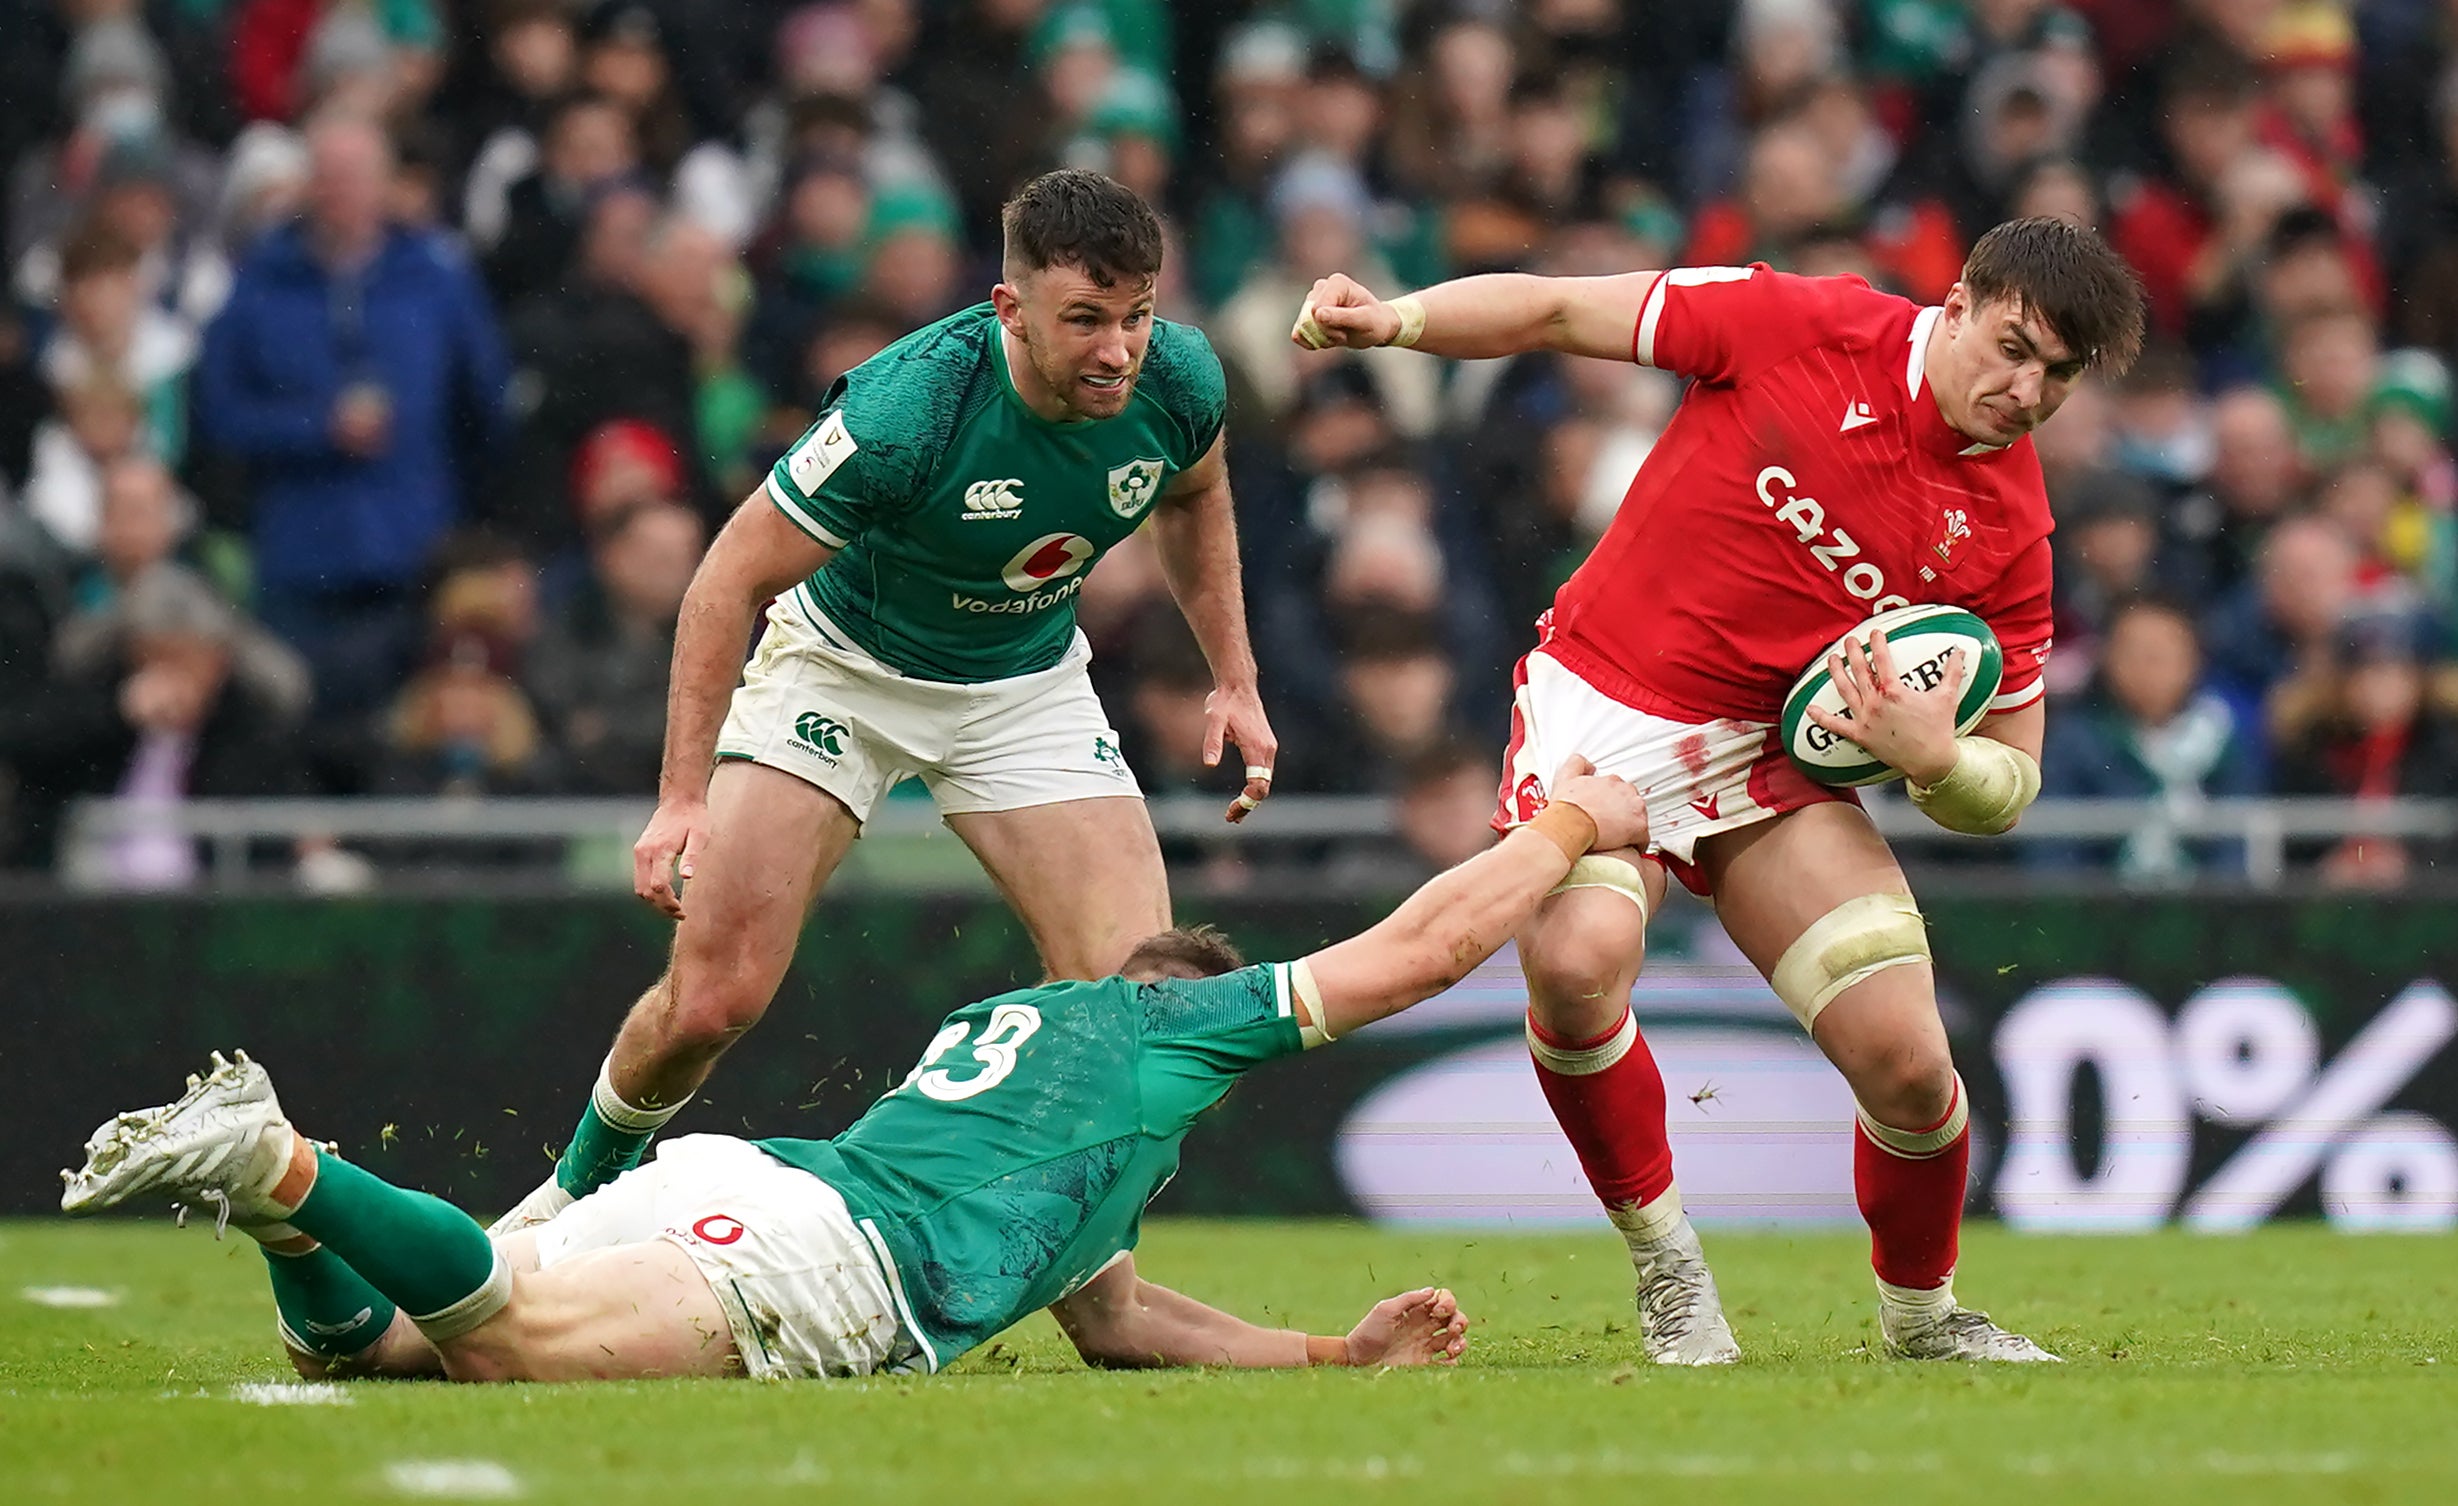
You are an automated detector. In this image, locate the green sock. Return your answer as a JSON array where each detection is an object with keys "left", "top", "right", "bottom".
[
  {"left": 263, "top": 1245, "right": 396, "bottom": 1357},
  {"left": 284, "top": 1150, "right": 501, "bottom": 1324},
  {"left": 553, "top": 1057, "right": 686, "bottom": 1198}
]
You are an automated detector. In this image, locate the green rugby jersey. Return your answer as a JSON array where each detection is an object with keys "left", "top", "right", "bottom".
[
  {"left": 755, "top": 963, "right": 1305, "bottom": 1370},
  {"left": 763, "top": 303, "right": 1227, "bottom": 682}
]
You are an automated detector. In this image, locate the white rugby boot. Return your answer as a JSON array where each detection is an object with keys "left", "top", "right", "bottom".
[
  {"left": 485, "top": 1174, "right": 575, "bottom": 1237},
  {"left": 1632, "top": 1220, "right": 1743, "bottom": 1366},
  {"left": 60, "top": 1051, "right": 299, "bottom": 1227},
  {"left": 1881, "top": 1302, "right": 2062, "bottom": 1362}
]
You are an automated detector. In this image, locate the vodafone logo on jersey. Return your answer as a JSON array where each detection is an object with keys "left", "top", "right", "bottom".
[
  {"left": 690, "top": 1214, "right": 745, "bottom": 1245},
  {"left": 1753, "top": 466, "right": 1912, "bottom": 613},
  {"left": 1002, "top": 532, "right": 1095, "bottom": 592},
  {"left": 951, "top": 532, "right": 1097, "bottom": 615}
]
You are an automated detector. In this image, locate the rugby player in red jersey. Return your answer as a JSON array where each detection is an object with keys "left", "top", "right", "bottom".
[{"left": 1293, "top": 219, "right": 2145, "bottom": 1362}]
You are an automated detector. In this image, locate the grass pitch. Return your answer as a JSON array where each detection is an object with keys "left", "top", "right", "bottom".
[{"left": 2, "top": 1219, "right": 2450, "bottom": 1505}]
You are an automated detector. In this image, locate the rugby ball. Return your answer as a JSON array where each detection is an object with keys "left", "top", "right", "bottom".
[{"left": 1780, "top": 604, "right": 2002, "bottom": 787}]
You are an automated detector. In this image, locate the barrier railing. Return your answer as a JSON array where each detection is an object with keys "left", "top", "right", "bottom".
[{"left": 54, "top": 792, "right": 2458, "bottom": 890}]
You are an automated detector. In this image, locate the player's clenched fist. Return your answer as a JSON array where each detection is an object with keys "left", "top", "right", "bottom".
[{"left": 1291, "top": 273, "right": 1400, "bottom": 350}]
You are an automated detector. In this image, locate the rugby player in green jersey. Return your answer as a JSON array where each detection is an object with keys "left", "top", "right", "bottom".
[
  {"left": 63, "top": 759, "right": 1644, "bottom": 1380},
  {"left": 491, "top": 170, "right": 1280, "bottom": 1235}
]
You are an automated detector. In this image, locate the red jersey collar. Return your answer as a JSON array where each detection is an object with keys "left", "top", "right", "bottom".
[{"left": 1906, "top": 305, "right": 2013, "bottom": 460}]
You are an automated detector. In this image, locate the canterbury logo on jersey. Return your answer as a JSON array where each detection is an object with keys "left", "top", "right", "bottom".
[
  {"left": 1754, "top": 465, "right": 1913, "bottom": 613},
  {"left": 790, "top": 710, "right": 849, "bottom": 761},
  {"left": 962, "top": 478, "right": 1024, "bottom": 519}
]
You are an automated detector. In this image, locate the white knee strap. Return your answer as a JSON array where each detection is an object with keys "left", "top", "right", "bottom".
[
  {"left": 1525, "top": 1007, "right": 1637, "bottom": 1076},
  {"left": 409, "top": 1249, "right": 514, "bottom": 1342},
  {"left": 1857, "top": 1071, "right": 1969, "bottom": 1158},
  {"left": 1545, "top": 854, "right": 1650, "bottom": 926},
  {"left": 1768, "top": 892, "right": 1930, "bottom": 1032}
]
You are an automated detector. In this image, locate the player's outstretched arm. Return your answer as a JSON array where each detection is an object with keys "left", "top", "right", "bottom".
[
  {"left": 1048, "top": 1253, "right": 1467, "bottom": 1369},
  {"left": 633, "top": 492, "right": 836, "bottom": 918},
  {"left": 1291, "top": 270, "right": 1663, "bottom": 363},
  {"left": 1151, "top": 432, "right": 1278, "bottom": 823},
  {"left": 1297, "top": 758, "right": 1646, "bottom": 1041}
]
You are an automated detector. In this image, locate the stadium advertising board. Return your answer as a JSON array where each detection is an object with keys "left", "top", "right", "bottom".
[
  {"left": 1327, "top": 937, "right": 2455, "bottom": 1234},
  {"left": 7, "top": 893, "right": 2452, "bottom": 1229}
]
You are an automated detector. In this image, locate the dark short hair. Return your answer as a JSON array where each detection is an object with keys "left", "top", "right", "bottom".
[
  {"left": 2052, "top": 466, "right": 2155, "bottom": 529},
  {"left": 1341, "top": 441, "right": 1428, "bottom": 486},
  {"left": 1960, "top": 216, "right": 2147, "bottom": 376},
  {"left": 822, "top": 294, "right": 906, "bottom": 334},
  {"left": 1124, "top": 600, "right": 1214, "bottom": 691},
  {"left": 552, "top": 90, "right": 630, "bottom": 130},
  {"left": 1121, "top": 923, "right": 1246, "bottom": 981},
  {"left": 1335, "top": 604, "right": 1445, "bottom": 664},
  {"left": 59, "top": 223, "right": 141, "bottom": 284},
  {"left": 2265, "top": 205, "right": 2344, "bottom": 264},
  {"left": 1509, "top": 70, "right": 1572, "bottom": 110},
  {"left": 2116, "top": 337, "right": 2196, "bottom": 395},
  {"left": 1399, "top": 734, "right": 1492, "bottom": 790},
  {"left": 2106, "top": 590, "right": 2200, "bottom": 637},
  {"left": 492, "top": 0, "right": 568, "bottom": 28},
  {"left": 1001, "top": 169, "right": 1164, "bottom": 289},
  {"left": 2164, "top": 45, "right": 2258, "bottom": 111}
]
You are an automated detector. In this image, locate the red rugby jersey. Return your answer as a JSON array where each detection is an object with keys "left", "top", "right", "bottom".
[{"left": 1543, "top": 265, "right": 2055, "bottom": 723}]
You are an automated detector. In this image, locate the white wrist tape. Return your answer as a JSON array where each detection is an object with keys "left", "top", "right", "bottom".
[
  {"left": 1389, "top": 294, "right": 1428, "bottom": 349},
  {"left": 1907, "top": 737, "right": 2041, "bottom": 836},
  {"left": 1291, "top": 958, "right": 1336, "bottom": 1049}
]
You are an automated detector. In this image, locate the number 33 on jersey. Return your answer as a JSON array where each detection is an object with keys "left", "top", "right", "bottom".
[{"left": 903, "top": 1004, "right": 1044, "bottom": 1102}]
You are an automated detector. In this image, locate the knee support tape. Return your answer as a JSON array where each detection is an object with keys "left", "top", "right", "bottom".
[
  {"left": 410, "top": 1250, "right": 515, "bottom": 1342},
  {"left": 1525, "top": 1007, "right": 1638, "bottom": 1077},
  {"left": 1857, "top": 1071, "right": 1969, "bottom": 1158},
  {"left": 1545, "top": 854, "right": 1650, "bottom": 925},
  {"left": 1768, "top": 892, "right": 1930, "bottom": 1031}
]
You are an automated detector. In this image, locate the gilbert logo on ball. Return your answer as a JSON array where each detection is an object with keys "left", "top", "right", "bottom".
[{"left": 1779, "top": 603, "right": 2002, "bottom": 787}]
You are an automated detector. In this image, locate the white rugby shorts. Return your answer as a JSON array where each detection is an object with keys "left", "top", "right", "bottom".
[
  {"left": 716, "top": 595, "right": 1140, "bottom": 822},
  {"left": 1493, "top": 649, "right": 1854, "bottom": 896},
  {"left": 530, "top": 1134, "right": 922, "bottom": 1380}
]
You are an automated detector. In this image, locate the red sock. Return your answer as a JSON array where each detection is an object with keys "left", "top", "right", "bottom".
[
  {"left": 1527, "top": 1009, "right": 1674, "bottom": 1211},
  {"left": 1854, "top": 1075, "right": 1970, "bottom": 1290}
]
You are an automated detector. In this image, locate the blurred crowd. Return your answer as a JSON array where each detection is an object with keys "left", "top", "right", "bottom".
[{"left": 1, "top": 0, "right": 2456, "bottom": 889}]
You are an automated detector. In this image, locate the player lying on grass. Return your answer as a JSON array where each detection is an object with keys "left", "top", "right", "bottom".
[{"left": 61, "top": 758, "right": 1645, "bottom": 1382}]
